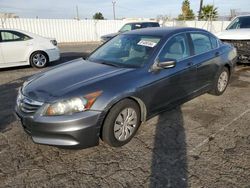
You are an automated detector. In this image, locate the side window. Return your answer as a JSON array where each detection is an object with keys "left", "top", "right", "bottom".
[
  {"left": 141, "top": 23, "right": 148, "bottom": 28},
  {"left": 210, "top": 35, "right": 218, "bottom": 49},
  {"left": 1, "top": 31, "right": 31, "bottom": 42},
  {"left": 146, "top": 23, "right": 159, "bottom": 27},
  {"left": 190, "top": 33, "right": 212, "bottom": 54},
  {"left": 158, "top": 34, "right": 190, "bottom": 62},
  {"left": 150, "top": 23, "right": 160, "bottom": 27},
  {"left": 133, "top": 24, "right": 142, "bottom": 29}
]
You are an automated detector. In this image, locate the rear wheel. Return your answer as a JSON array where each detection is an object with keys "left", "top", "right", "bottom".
[
  {"left": 101, "top": 99, "right": 141, "bottom": 147},
  {"left": 209, "top": 67, "right": 229, "bottom": 96},
  {"left": 30, "top": 51, "right": 48, "bottom": 68}
]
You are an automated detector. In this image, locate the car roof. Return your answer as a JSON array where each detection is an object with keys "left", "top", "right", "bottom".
[{"left": 122, "top": 27, "right": 209, "bottom": 37}]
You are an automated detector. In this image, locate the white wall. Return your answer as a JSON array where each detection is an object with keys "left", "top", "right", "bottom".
[{"left": 0, "top": 18, "right": 231, "bottom": 43}]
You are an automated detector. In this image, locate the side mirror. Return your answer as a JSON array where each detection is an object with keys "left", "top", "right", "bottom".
[
  {"left": 150, "top": 59, "right": 176, "bottom": 72},
  {"left": 158, "top": 60, "right": 176, "bottom": 69}
]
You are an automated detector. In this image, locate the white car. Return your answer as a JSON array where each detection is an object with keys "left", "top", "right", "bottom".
[
  {"left": 216, "top": 15, "right": 250, "bottom": 64},
  {"left": 0, "top": 29, "right": 60, "bottom": 68}
]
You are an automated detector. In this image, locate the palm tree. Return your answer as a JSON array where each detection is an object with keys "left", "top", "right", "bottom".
[
  {"left": 198, "top": 0, "right": 203, "bottom": 20},
  {"left": 200, "top": 5, "right": 218, "bottom": 21}
]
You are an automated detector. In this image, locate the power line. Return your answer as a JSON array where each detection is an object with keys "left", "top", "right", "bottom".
[
  {"left": 112, "top": 1, "right": 116, "bottom": 20},
  {"left": 76, "top": 5, "right": 79, "bottom": 20}
]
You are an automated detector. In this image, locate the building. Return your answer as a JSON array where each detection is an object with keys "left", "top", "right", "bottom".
[{"left": 0, "top": 13, "right": 19, "bottom": 18}]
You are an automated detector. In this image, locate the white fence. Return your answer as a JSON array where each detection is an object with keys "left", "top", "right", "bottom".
[
  {"left": 0, "top": 18, "right": 231, "bottom": 43},
  {"left": 164, "top": 20, "right": 231, "bottom": 34}
]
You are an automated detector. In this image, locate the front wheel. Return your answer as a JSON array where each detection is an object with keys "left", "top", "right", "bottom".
[
  {"left": 30, "top": 51, "right": 49, "bottom": 68},
  {"left": 101, "top": 99, "right": 141, "bottom": 147},
  {"left": 209, "top": 67, "right": 230, "bottom": 96}
]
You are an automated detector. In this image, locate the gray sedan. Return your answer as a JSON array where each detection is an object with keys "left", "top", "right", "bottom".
[{"left": 16, "top": 27, "right": 237, "bottom": 148}]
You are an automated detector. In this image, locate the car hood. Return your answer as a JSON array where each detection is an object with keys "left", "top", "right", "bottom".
[
  {"left": 216, "top": 29, "right": 250, "bottom": 40},
  {"left": 23, "top": 59, "right": 129, "bottom": 102}
]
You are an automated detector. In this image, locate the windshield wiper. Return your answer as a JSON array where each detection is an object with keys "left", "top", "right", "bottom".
[{"left": 99, "top": 61, "right": 123, "bottom": 68}]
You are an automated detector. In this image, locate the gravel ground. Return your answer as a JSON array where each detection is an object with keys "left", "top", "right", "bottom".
[{"left": 0, "top": 44, "right": 249, "bottom": 188}]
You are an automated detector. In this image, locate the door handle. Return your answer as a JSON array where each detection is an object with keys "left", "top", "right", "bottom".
[
  {"left": 215, "top": 52, "right": 220, "bottom": 57},
  {"left": 187, "top": 62, "right": 194, "bottom": 66}
]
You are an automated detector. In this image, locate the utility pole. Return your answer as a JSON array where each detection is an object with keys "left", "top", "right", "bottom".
[
  {"left": 76, "top": 5, "right": 80, "bottom": 20},
  {"left": 112, "top": 1, "right": 116, "bottom": 20},
  {"left": 198, "top": 0, "right": 203, "bottom": 20}
]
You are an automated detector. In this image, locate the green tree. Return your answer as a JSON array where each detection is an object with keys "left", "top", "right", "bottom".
[
  {"left": 93, "top": 12, "right": 104, "bottom": 20},
  {"left": 177, "top": 0, "right": 195, "bottom": 20},
  {"left": 200, "top": 5, "right": 218, "bottom": 21}
]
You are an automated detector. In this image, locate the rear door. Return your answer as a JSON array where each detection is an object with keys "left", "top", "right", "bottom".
[
  {"left": 189, "top": 32, "right": 221, "bottom": 90},
  {"left": 0, "top": 30, "right": 32, "bottom": 64}
]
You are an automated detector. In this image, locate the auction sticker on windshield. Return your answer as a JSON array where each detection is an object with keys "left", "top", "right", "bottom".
[{"left": 137, "top": 40, "right": 157, "bottom": 48}]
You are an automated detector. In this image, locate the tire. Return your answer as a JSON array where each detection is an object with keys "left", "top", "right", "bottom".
[
  {"left": 30, "top": 51, "right": 49, "bottom": 68},
  {"left": 101, "top": 99, "right": 141, "bottom": 147},
  {"left": 209, "top": 67, "right": 230, "bottom": 96}
]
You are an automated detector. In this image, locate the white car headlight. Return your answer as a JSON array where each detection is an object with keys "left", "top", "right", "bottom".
[{"left": 44, "top": 91, "right": 102, "bottom": 116}]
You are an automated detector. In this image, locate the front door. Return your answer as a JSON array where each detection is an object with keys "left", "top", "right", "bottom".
[{"left": 140, "top": 33, "right": 198, "bottom": 116}]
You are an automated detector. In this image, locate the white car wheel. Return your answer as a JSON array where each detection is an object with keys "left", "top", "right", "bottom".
[{"left": 30, "top": 52, "right": 48, "bottom": 68}]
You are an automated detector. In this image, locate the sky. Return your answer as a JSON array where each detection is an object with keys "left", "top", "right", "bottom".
[{"left": 0, "top": 0, "right": 250, "bottom": 19}]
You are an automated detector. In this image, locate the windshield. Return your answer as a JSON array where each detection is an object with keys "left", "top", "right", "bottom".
[
  {"left": 88, "top": 34, "right": 161, "bottom": 68},
  {"left": 227, "top": 16, "right": 250, "bottom": 29},
  {"left": 119, "top": 24, "right": 133, "bottom": 32}
]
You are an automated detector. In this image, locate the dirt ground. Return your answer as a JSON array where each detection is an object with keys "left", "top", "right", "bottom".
[{"left": 0, "top": 44, "right": 249, "bottom": 188}]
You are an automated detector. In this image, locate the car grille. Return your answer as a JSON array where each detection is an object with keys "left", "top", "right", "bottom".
[
  {"left": 17, "top": 91, "right": 43, "bottom": 114},
  {"left": 221, "top": 40, "right": 250, "bottom": 55}
]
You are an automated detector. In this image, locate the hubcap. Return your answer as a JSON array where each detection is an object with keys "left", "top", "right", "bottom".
[
  {"left": 217, "top": 71, "right": 228, "bottom": 92},
  {"left": 32, "top": 53, "right": 47, "bottom": 67},
  {"left": 114, "top": 108, "right": 137, "bottom": 141}
]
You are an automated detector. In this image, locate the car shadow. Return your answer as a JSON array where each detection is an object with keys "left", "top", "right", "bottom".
[
  {"left": 150, "top": 106, "right": 188, "bottom": 187},
  {"left": 0, "top": 76, "right": 29, "bottom": 132}
]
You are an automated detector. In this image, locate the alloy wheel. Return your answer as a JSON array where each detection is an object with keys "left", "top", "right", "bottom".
[{"left": 32, "top": 53, "right": 47, "bottom": 67}]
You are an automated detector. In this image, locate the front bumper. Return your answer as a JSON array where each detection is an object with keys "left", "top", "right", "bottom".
[
  {"left": 15, "top": 106, "right": 103, "bottom": 149},
  {"left": 222, "top": 40, "right": 250, "bottom": 63}
]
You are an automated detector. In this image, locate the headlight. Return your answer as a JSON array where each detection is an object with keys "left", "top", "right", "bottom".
[{"left": 44, "top": 91, "right": 102, "bottom": 116}]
